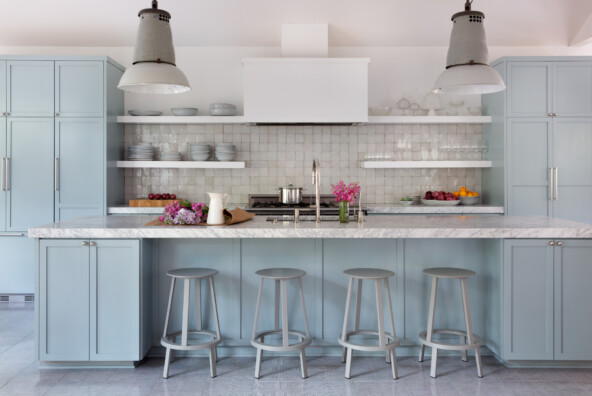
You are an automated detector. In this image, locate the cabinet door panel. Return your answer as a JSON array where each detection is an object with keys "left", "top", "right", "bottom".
[
  {"left": 55, "top": 118, "right": 104, "bottom": 221},
  {"left": 90, "top": 240, "right": 140, "bottom": 361},
  {"left": 554, "top": 62, "right": 592, "bottom": 117},
  {"left": 507, "top": 119, "right": 552, "bottom": 216},
  {"left": 0, "top": 61, "right": 6, "bottom": 113},
  {"left": 507, "top": 62, "right": 552, "bottom": 117},
  {"left": 503, "top": 240, "right": 554, "bottom": 360},
  {"left": 6, "top": 118, "right": 54, "bottom": 231},
  {"left": 55, "top": 61, "right": 104, "bottom": 117},
  {"left": 554, "top": 241, "right": 592, "bottom": 360},
  {"left": 7, "top": 61, "right": 54, "bottom": 117},
  {"left": 39, "top": 240, "right": 89, "bottom": 361},
  {"left": 0, "top": 120, "right": 5, "bottom": 231},
  {"left": 552, "top": 119, "right": 592, "bottom": 223},
  {"left": 0, "top": 235, "right": 35, "bottom": 294}
]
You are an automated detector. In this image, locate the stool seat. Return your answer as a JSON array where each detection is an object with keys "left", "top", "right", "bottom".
[
  {"left": 344, "top": 268, "right": 394, "bottom": 279},
  {"left": 167, "top": 268, "right": 219, "bottom": 279},
  {"left": 255, "top": 268, "right": 306, "bottom": 279},
  {"left": 423, "top": 267, "right": 475, "bottom": 279}
]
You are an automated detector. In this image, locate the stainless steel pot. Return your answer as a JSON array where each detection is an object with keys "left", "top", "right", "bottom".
[{"left": 278, "top": 184, "right": 304, "bottom": 204}]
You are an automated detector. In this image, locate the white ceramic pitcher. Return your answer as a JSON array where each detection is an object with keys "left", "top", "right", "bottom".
[{"left": 207, "top": 192, "right": 229, "bottom": 225}]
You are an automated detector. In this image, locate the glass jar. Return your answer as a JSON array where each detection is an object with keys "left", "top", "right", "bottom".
[{"left": 339, "top": 201, "right": 349, "bottom": 223}]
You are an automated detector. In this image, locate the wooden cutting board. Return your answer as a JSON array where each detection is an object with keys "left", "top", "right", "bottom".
[{"left": 129, "top": 199, "right": 179, "bottom": 207}]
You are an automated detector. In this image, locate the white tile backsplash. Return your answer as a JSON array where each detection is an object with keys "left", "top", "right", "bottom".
[{"left": 124, "top": 123, "right": 483, "bottom": 206}]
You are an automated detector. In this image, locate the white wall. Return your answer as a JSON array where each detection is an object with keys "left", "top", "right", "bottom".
[{"left": 1, "top": 45, "right": 592, "bottom": 115}]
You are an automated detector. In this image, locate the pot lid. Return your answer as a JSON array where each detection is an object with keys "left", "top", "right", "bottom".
[{"left": 279, "top": 183, "right": 303, "bottom": 189}]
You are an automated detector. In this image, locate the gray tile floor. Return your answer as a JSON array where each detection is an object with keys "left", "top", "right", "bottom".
[{"left": 1, "top": 302, "right": 591, "bottom": 395}]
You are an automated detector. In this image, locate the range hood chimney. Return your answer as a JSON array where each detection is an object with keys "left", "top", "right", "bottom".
[{"left": 243, "top": 24, "right": 369, "bottom": 125}]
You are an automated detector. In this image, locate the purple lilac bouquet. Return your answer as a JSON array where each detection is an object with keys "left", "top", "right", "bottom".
[
  {"left": 330, "top": 180, "right": 361, "bottom": 203},
  {"left": 159, "top": 200, "right": 208, "bottom": 225}
]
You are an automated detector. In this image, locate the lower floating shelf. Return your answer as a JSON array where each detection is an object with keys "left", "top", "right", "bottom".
[
  {"left": 117, "top": 161, "right": 246, "bottom": 169},
  {"left": 361, "top": 161, "right": 492, "bottom": 169}
]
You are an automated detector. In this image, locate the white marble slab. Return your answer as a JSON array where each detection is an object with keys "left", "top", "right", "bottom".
[
  {"left": 108, "top": 206, "right": 165, "bottom": 215},
  {"left": 28, "top": 214, "right": 592, "bottom": 239},
  {"left": 368, "top": 204, "right": 505, "bottom": 214}
]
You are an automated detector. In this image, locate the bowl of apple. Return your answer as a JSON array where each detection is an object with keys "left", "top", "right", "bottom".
[{"left": 421, "top": 191, "right": 460, "bottom": 206}]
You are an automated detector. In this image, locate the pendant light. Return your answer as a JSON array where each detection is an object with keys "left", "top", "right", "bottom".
[
  {"left": 433, "top": 0, "right": 505, "bottom": 95},
  {"left": 118, "top": 0, "right": 190, "bottom": 94}
]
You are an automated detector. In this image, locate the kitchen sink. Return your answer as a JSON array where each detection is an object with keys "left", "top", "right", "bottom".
[{"left": 266, "top": 215, "right": 358, "bottom": 222}]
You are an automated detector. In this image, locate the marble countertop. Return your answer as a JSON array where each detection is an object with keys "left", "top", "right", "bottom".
[
  {"left": 368, "top": 204, "right": 504, "bottom": 214},
  {"left": 28, "top": 214, "right": 592, "bottom": 239}
]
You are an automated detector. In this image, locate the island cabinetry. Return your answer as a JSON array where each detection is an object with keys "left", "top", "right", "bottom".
[
  {"left": 39, "top": 239, "right": 149, "bottom": 362},
  {"left": 503, "top": 239, "right": 592, "bottom": 361}
]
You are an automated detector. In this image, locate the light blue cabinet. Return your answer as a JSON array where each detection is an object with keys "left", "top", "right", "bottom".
[
  {"left": 6, "top": 61, "right": 54, "bottom": 117},
  {"left": 507, "top": 62, "right": 552, "bottom": 117},
  {"left": 55, "top": 61, "right": 104, "bottom": 117},
  {"left": 503, "top": 239, "right": 592, "bottom": 361},
  {"left": 0, "top": 61, "right": 5, "bottom": 113},
  {"left": 553, "top": 240, "right": 592, "bottom": 360},
  {"left": 0, "top": 117, "right": 5, "bottom": 231},
  {"left": 39, "top": 239, "right": 145, "bottom": 362},
  {"left": 553, "top": 62, "right": 592, "bottom": 117},
  {"left": 55, "top": 118, "right": 104, "bottom": 221},
  {"left": 6, "top": 118, "right": 54, "bottom": 231}
]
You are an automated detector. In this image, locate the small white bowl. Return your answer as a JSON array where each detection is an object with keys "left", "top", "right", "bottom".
[
  {"left": 467, "top": 106, "right": 482, "bottom": 116},
  {"left": 171, "top": 108, "right": 198, "bottom": 116}
]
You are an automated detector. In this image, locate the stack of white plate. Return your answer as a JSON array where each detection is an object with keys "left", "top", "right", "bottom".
[
  {"left": 209, "top": 103, "right": 236, "bottom": 116},
  {"left": 160, "top": 152, "right": 182, "bottom": 161},
  {"left": 128, "top": 144, "right": 154, "bottom": 161},
  {"left": 215, "top": 143, "right": 236, "bottom": 161},
  {"left": 190, "top": 144, "right": 211, "bottom": 161}
]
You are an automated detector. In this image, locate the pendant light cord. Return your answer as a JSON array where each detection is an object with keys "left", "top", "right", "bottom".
[{"left": 465, "top": 0, "right": 473, "bottom": 11}]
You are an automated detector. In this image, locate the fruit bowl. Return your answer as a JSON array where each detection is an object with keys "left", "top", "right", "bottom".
[
  {"left": 421, "top": 199, "right": 460, "bottom": 206},
  {"left": 459, "top": 196, "right": 480, "bottom": 205}
]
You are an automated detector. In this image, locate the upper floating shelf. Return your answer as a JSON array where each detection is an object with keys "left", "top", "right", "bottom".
[
  {"left": 361, "top": 161, "right": 492, "bottom": 169},
  {"left": 116, "top": 116, "right": 491, "bottom": 125},
  {"left": 117, "top": 161, "right": 246, "bottom": 169}
]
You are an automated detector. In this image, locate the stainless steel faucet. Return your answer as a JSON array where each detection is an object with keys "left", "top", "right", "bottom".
[{"left": 312, "top": 160, "right": 321, "bottom": 223}]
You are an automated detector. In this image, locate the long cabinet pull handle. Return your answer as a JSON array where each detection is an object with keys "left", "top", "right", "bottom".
[
  {"left": 54, "top": 158, "right": 59, "bottom": 191},
  {"left": 5, "top": 158, "right": 9, "bottom": 191},
  {"left": 554, "top": 167, "right": 559, "bottom": 200},
  {"left": 548, "top": 168, "right": 551, "bottom": 200},
  {"left": 1, "top": 158, "right": 4, "bottom": 192}
]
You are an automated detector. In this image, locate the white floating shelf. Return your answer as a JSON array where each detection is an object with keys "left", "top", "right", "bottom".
[
  {"left": 117, "top": 161, "right": 246, "bottom": 169},
  {"left": 367, "top": 116, "right": 491, "bottom": 124},
  {"left": 361, "top": 161, "right": 492, "bottom": 169},
  {"left": 117, "top": 116, "right": 245, "bottom": 124}
]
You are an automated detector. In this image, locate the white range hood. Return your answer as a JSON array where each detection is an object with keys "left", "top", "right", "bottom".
[{"left": 242, "top": 58, "right": 370, "bottom": 124}]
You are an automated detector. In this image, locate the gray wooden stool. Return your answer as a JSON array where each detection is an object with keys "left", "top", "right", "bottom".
[
  {"left": 161, "top": 268, "right": 222, "bottom": 379},
  {"left": 251, "top": 268, "right": 311, "bottom": 379},
  {"left": 418, "top": 267, "right": 483, "bottom": 378},
  {"left": 338, "top": 268, "right": 400, "bottom": 380}
]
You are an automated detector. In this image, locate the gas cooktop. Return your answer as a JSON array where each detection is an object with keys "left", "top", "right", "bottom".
[{"left": 245, "top": 194, "right": 366, "bottom": 216}]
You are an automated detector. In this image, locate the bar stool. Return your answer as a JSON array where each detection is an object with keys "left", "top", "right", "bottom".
[
  {"left": 251, "top": 268, "right": 311, "bottom": 379},
  {"left": 161, "top": 268, "right": 222, "bottom": 379},
  {"left": 418, "top": 267, "right": 483, "bottom": 378},
  {"left": 338, "top": 268, "right": 400, "bottom": 380}
]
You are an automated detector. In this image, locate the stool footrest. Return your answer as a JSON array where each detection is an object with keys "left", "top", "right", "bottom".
[
  {"left": 339, "top": 330, "right": 400, "bottom": 352},
  {"left": 418, "top": 329, "right": 482, "bottom": 351},
  {"left": 251, "top": 330, "right": 311, "bottom": 352},
  {"left": 161, "top": 330, "right": 221, "bottom": 351}
]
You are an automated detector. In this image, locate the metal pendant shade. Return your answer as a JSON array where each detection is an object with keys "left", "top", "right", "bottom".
[
  {"left": 118, "top": 0, "right": 190, "bottom": 94},
  {"left": 433, "top": 0, "right": 505, "bottom": 95}
]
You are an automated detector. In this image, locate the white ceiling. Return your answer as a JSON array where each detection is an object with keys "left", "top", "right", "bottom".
[{"left": 2, "top": 0, "right": 592, "bottom": 47}]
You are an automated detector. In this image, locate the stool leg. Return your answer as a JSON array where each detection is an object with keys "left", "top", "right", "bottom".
[
  {"left": 181, "top": 279, "right": 191, "bottom": 347},
  {"left": 195, "top": 278, "right": 202, "bottom": 331},
  {"left": 430, "top": 348, "right": 438, "bottom": 378},
  {"left": 298, "top": 278, "right": 310, "bottom": 339},
  {"left": 252, "top": 278, "right": 264, "bottom": 379},
  {"left": 170, "top": 337, "right": 176, "bottom": 363},
  {"left": 209, "top": 347, "right": 217, "bottom": 378},
  {"left": 209, "top": 276, "right": 221, "bottom": 366},
  {"left": 281, "top": 279, "right": 289, "bottom": 348},
  {"left": 341, "top": 277, "right": 354, "bottom": 364},
  {"left": 162, "top": 277, "right": 176, "bottom": 379},
  {"left": 461, "top": 335, "right": 468, "bottom": 362},
  {"left": 345, "top": 347, "right": 353, "bottom": 379},
  {"left": 375, "top": 280, "right": 386, "bottom": 350},
  {"left": 384, "top": 278, "right": 399, "bottom": 379},
  {"left": 255, "top": 348, "right": 262, "bottom": 379},
  {"left": 299, "top": 348, "right": 308, "bottom": 379},
  {"left": 460, "top": 278, "right": 483, "bottom": 378},
  {"left": 420, "top": 277, "right": 438, "bottom": 363},
  {"left": 275, "top": 279, "right": 280, "bottom": 331}
]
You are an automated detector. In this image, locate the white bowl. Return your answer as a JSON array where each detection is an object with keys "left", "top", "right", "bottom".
[
  {"left": 467, "top": 106, "right": 482, "bottom": 116},
  {"left": 171, "top": 108, "right": 198, "bottom": 116},
  {"left": 191, "top": 154, "right": 210, "bottom": 161},
  {"left": 459, "top": 196, "right": 480, "bottom": 205}
]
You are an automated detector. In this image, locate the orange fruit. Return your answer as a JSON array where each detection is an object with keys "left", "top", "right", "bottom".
[
  {"left": 453, "top": 191, "right": 459, "bottom": 196},
  {"left": 473, "top": 192, "right": 479, "bottom": 197},
  {"left": 459, "top": 191, "right": 468, "bottom": 197},
  {"left": 460, "top": 186, "right": 467, "bottom": 191}
]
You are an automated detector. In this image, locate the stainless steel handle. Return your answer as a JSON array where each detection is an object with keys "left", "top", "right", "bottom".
[
  {"left": 555, "top": 168, "right": 559, "bottom": 201},
  {"left": 549, "top": 168, "right": 553, "bottom": 201},
  {"left": 2, "top": 233, "right": 24, "bottom": 236},
  {"left": 81, "top": 241, "right": 89, "bottom": 246},
  {"left": 557, "top": 241, "right": 563, "bottom": 246},
  {"left": 554, "top": 113, "right": 558, "bottom": 116},
  {"left": 548, "top": 113, "right": 553, "bottom": 116},
  {"left": 89, "top": 242, "right": 96, "bottom": 246},
  {"left": 548, "top": 241, "right": 555, "bottom": 246},
  {"left": 1, "top": 158, "right": 4, "bottom": 192},
  {"left": 55, "top": 113, "right": 59, "bottom": 116},
  {"left": 5, "top": 158, "right": 9, "bottom": 191},
  {"left": 54, "top": 158, "right": 59, "bottom": 191}
]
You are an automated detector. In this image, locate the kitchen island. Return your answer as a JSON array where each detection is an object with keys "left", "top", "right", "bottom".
[{"left": 30, "top": 215, "right": 592, "bottom": 368}]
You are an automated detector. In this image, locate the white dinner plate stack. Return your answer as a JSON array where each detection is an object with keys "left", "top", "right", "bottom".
[
  {"left": 190, "top": 144, "right": 211, "bottom": 161},
  {"left": 215, "top": 143, "right": 236, "bottom": 161},
  {"left": 128, "top": 144, "right": 154, "bottom": 161},
  {"left": 159, "top": 151, "right": 182, "bottom": 161}
]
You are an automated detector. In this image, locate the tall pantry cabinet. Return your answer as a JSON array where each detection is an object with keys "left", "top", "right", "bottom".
[
  {"left": 482, "top": 57, "right": 592, "bottom": 223},
  {"left": 0, "top": 56, "right": 125, "bottom": 294}
]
